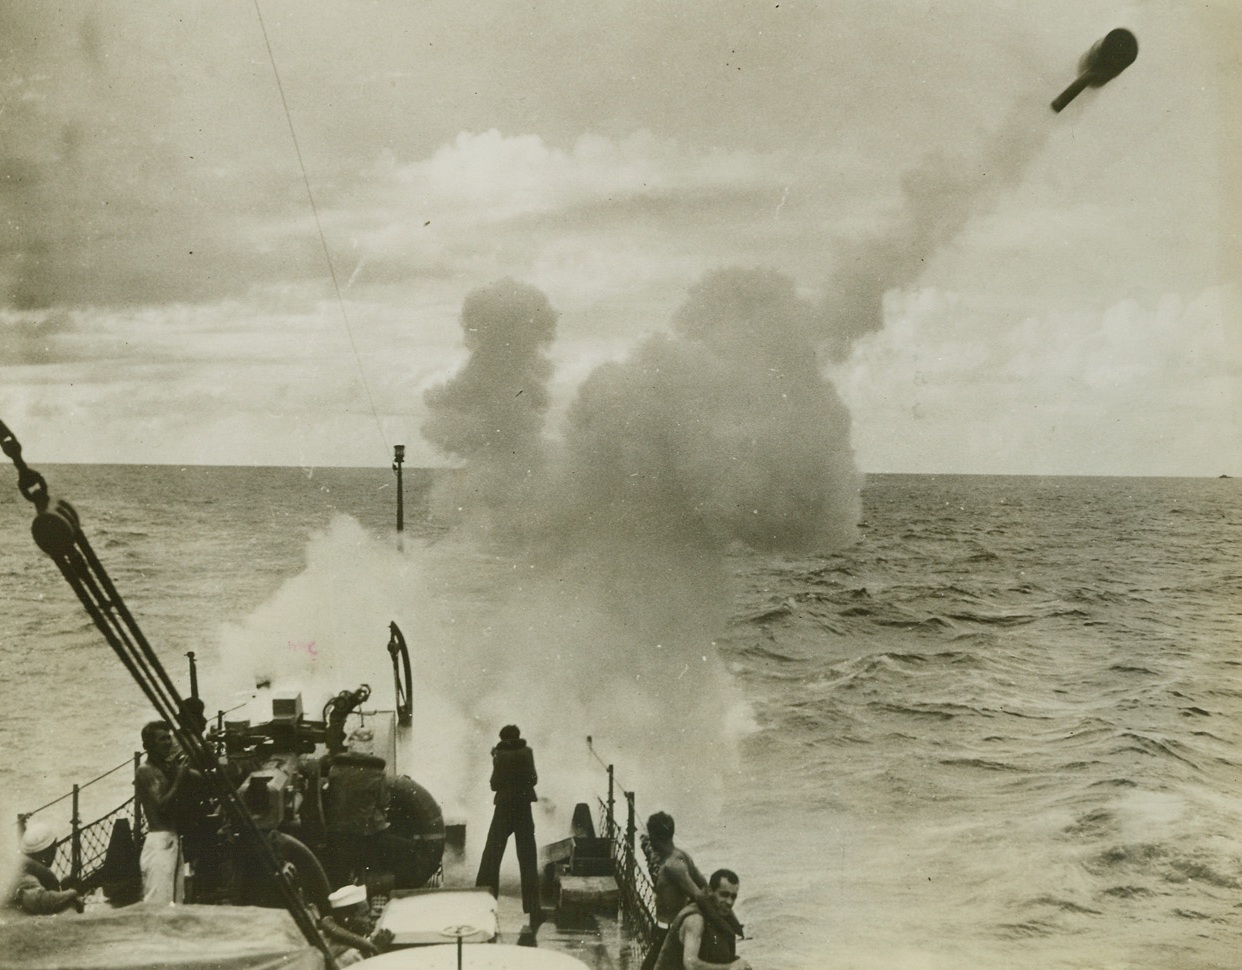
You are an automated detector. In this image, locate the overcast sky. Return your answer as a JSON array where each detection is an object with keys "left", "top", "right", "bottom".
[{"left": 1, "top": 0, "right": 1238, "bottom": 475}]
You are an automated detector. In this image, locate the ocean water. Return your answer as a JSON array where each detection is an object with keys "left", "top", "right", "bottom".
[{"left": 1, "top": 466, "right": 1240, "bottom": 969}]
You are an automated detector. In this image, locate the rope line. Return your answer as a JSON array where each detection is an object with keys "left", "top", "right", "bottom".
[
  {"left": 20, "top": 758, "right": 136, "bottom": 818},
  {"left": 252, "top": 0, "right": 388, "bottom": 456},
  {"left": 585, "top": 736, "right": 652, "bottom": 835}
]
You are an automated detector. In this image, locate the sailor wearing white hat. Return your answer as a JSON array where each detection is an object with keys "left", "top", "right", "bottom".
[
  {"left": 329, "top": 883, "right": 368, "bottom": 910},
  {"left": 20, "top": 821, "right": 57, "bottom": 856},
  {"left": 9, "top": 821, "right": 84, "bottom": 916},
  {"left": 319, "top": 882, "right": 394, "bottom": 965}
]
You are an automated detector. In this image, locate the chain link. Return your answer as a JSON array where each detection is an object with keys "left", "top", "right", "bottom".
[{"left": 0, "top": 419, "right": 50, "bottom": 511}]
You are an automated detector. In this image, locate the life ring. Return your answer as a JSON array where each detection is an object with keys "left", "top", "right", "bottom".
[{"left": 386, "top": 775, "right": 445, "bottom": 887}]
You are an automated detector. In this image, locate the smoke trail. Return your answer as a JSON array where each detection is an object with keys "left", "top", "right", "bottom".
[{"left": 817, "top": 94, "right": 1050, "bottom": 360}]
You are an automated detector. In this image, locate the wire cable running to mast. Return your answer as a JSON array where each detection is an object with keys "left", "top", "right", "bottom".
[{"left": 252, "top": 0, "right": 388, "bottom": 454}]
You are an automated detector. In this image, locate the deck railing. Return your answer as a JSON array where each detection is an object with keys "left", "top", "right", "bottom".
[
  {"left": 596, "top": 759, "right": 658, "bottom": 957},
  {"left": 16, "top": 697, "right": 261, "bottom": 896},
  {"left": 17, "top": 754, "right": 146, "bottom": 895}
]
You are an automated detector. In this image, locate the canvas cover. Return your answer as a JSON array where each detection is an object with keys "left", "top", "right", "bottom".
[
  {"left": 0, "top": 903, "right": 325, "bottom": 970},
  {"left": 373, "top": 888, "right": 497, "bottom": 946}
]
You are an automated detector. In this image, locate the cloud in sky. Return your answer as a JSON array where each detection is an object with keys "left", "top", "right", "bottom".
[
  {"left": 0, "top": 0, "right": 1238, "bottom": 475},
  {"left": 836, "top": 284, "right": 1241, "bottom": 476}
]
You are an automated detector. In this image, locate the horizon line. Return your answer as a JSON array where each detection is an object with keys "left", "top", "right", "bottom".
[{"left": 19, "top": 461, "right": 1235, "bottom": 480}]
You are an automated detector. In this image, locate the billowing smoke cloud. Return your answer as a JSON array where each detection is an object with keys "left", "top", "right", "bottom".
[
  {"left": 548, "top": 268, "right": 860, "bottom": 559},
  {"left": 422, "top": 279, "right": 557, "bottom": 530},
  {"left": 428, "top": 268, "right": 861, "bottom": 555},
  {"left": 816, "top": 95, "right": 1050, "bottom": 360},
  {"left": 420, "top": 265, "right": 862, "bottom": 813}
]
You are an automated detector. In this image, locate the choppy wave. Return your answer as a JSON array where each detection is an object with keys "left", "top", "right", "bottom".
[
  {"left": 721, "top": 474, "right": 1242, "bottom": 968},
  {"left": 3, "top": 469, "right": 1241, "bottom": 969}
]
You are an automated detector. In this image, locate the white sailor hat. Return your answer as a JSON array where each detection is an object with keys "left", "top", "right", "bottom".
[
  {"left": 329, "top": 884, "right": 368, "bottom": 909},
  {"left": 20, "top": 821, "right": 57, "bottom": 855}
]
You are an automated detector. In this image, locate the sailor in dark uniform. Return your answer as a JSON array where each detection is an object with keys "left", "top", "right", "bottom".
[
  {"left": 474, "top": 724, "right": 544, "bottom": 925},
  {"left": 323, "top": 727, "right": 420, "bottom": 889}
]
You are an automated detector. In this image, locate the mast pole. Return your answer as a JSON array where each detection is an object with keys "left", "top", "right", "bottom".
[{"left": 393, "top": 445, "right": 405, "bottom": 532}]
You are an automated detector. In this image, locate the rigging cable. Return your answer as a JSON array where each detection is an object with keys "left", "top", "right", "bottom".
[
  {"left": 0, "top": 421, "right": 339, "bottom": 969},
  {"left": 252, "top": 0, "right": 389, "bottom": 456}
]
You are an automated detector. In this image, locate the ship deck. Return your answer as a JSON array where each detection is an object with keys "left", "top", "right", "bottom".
[{"left": 493, "top": 889, "right": 634, "bottom": 969}]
